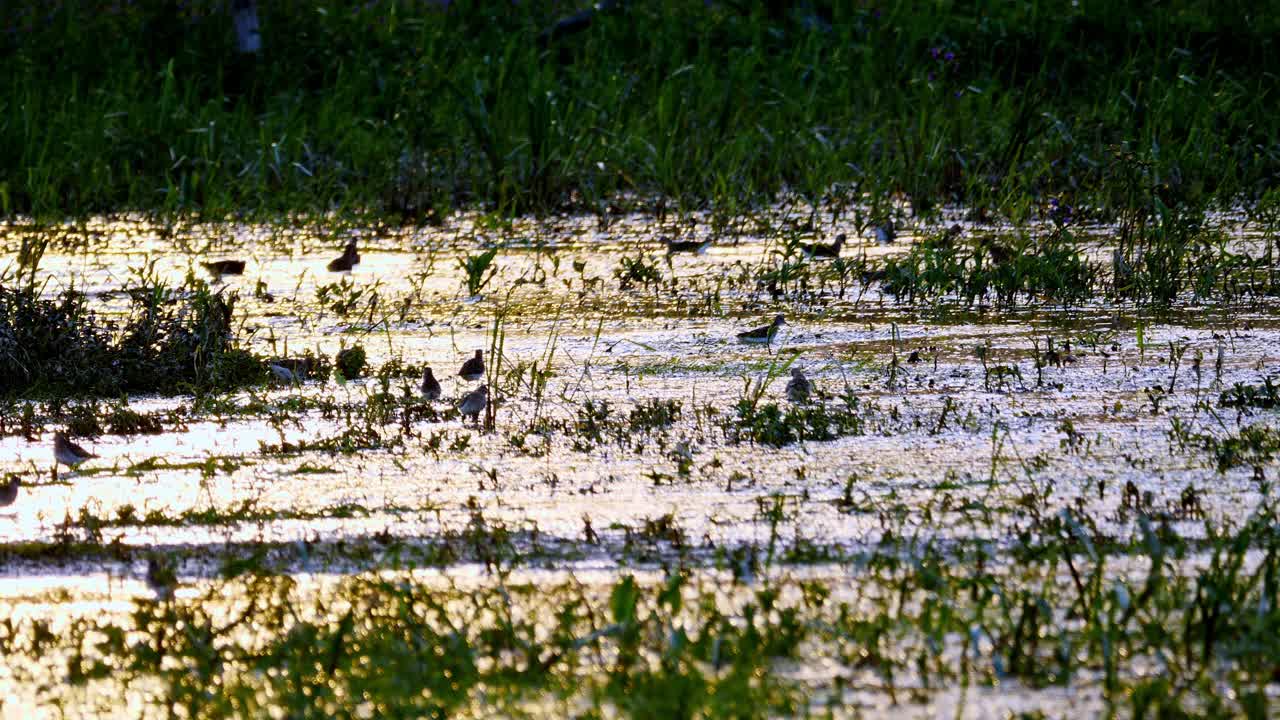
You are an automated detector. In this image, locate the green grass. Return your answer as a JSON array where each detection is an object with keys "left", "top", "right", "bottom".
[
  {"left": 6, "top": 503, "right": 1280, "bottom": 717},
  {"left": 883, "top": 227, "right": 1096, "bottom": 306},
  {"left": 2, "top": 0, "right": 1279, "bottom": 219},
  {"left": 0, "top": 269, "right": 265, "bottom": 397}
]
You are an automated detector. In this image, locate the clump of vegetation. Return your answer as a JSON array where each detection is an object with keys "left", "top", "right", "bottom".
[
  {"left": 572, "top": 399, "right": 617, "bottom": 451},
  {"left": 725, "top": 396, "right": 865, "bottom": 447},
  {"left": 0, "top": 277, "right": 264, "bottom": 397},
  {"left": 459, "top": 248, "right": 499, "bottom": 297},
  {"left": 1219, "top": 378, "right": 1280, "bottom": 410},
  {"left": 35, "top": 572, "right": 805, "bottom": 717},
  {"left": 11, "top": 503, "right": 1280, "bottom": 717},
  {"left": 315, "top": 276, "right": 381, "bottom": 317},
  {"left": 262, "top": 426, "right": 399, "bottom": 456},
  {"left": 1107, "top": 159, "right": 1280, "bottom": 304},
  {"left": 62, "top": 400, "right": 176, "bottom": 437},
  {"left": 334, "top": 346, "right": 368, "bottom": 380},
  {"left": 1197, "top": 424, "right": 1280, "bottom": 473},
  {"left": 629, "top": 398, "right": 681, "bottom": 433},
  {"left": 882, "top": 230, "right": 1095, "bottom": 306},
  {"left": 614, "top": 253, "right": 664, "bottom": 292}
]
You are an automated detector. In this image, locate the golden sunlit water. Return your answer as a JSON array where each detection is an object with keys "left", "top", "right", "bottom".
[{"left": 0, "top": 208, "right": 1277, "bottom": 716}]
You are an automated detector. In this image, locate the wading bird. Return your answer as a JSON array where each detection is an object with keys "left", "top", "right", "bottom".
[
  {"left": 146, "top": 556, "right": 178, "bottom": 601},
  {"left": 737, "top": 314, "right": 787, "bottom": 345},
  {"left": 0, "top": 474, "right": 19, "bottom": 508},
  {"left": 458, "top": 385, "right": 489, "bottom": 425},
  {"left": 661, "top": 236, "right": 712, "bottom": 255},
  {"left": 201, "top": 260, "right": 246, "bottom": 278},
  {"left": 786, "top": 368, "right": 812, "bottom": 403},
  {"left": 327, "top": 239, "right": 360, "bottom": 272},
  {"left": 802, "top": 233, "right": 845, "bottom": 259},
  {"left": 459, "top": 350, "right": 485, "bottom": 382},
  {"left": 53, "top": 432, "right": 97, "bottom": 479},
  {"left": 421, "top": 367, "right": 442, "bottom": 400},
  {"left": 874, "top": 220, "right": 896, "bottom": 245}
]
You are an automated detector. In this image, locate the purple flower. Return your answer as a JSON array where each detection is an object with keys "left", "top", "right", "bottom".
[{"left": 945, "top": 51, "right": 955, "bottom": 62}]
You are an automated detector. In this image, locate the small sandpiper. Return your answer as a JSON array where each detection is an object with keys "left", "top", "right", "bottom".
[
  {"left": 737, "top": 314, "right": 787, "bottom": 345},
  {"left": 661, "top": 236, "right": 712, "bottom": 255},
  {"left": 269, "top": 363, "right": 298, "bottom": 384},
  {"left": 984, "top": 239, "right": 1015, "bottom": 265},
  {"left": 421, "top": 366, "right": 442, "bottom": 400},
  {"left": 54, "top": 431, "right": 97, "bottom": 470},
  {"left": 459, "top": 350, "right": 485, "bottom": 382},
  {"left": 0, "top": 474, "right": 19, "bottom": 508},
  {"left": 458, "top": 384, "right": 488, "bottom": 425},
  {"left": 786, "top": 368, "right": 812, "bottom": 403},
  {"left": 268, "top": 357, "right": 312, "bottom": 384},
  {"left": 201, "top": 259, "right": 246, "bottom": 278},
  {"left": 146, "top": 556, "right": 178, "bottom": 601},
  {"left": 326, "top": 239, "right": 360, "bottom": 272},
  {"left": 801, "top": 233, "right": 846, "bottom": 260},
  {"left": 934, "top": 224, "right": 963, "bottom": 250},
  {"left": 874, "top": 219, "right": 896, "bottom": 245}
]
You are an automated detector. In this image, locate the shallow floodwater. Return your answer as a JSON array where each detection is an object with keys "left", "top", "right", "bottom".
[{"left": 0, "top": 209, "right": 1277, "bottom": 717}]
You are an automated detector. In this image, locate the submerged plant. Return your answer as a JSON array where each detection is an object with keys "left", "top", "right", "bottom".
[{"left": 629, "top": 398, "right": 682, "bottom": 433}]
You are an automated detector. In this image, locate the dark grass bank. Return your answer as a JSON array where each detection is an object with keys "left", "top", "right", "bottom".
[{"left": 2, "top": 0, "right": 1279, "bottom": 219}]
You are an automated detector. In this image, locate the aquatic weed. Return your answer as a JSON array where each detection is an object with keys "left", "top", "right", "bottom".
[
  {"left": 458, "top": 247, "right": 499, "bottom": 297},
  {"left": 0, "top": 275, "right": 265, "bottom": 397}
]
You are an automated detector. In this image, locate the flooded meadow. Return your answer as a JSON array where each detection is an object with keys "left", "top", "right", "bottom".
[{"left": 1, "top": 206, "right": 1278, "bottom": 718}]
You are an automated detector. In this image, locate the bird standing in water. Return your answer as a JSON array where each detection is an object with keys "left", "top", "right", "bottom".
[
  {"left": 786, "top": 368, "right": 812, "bottom": 403},
  {"left": 0, "top": 474, "right": 19, "bottom": 508},
  {"left": 421, "top": 367, "right": 442, "bottom": 401},
  {"left": 201, "top": 260, "right": 246, "bottom": 279},
  {"left": 146, "top": 556, "right": 178, "bottom": 601},
  {"left": 801, "top": 233, "right": 845, "bottom": 259},
  {"left": 459, "top": 350, "right": 485, "bottom": 382},
  {"left": 737, "top": 314, "right": 787, "bottom": 345},
  {"left": 269, "top": 363, "right": 299, "bottom": 384},
  {"left": 54, "top": 432, "right": 97, "bottom": 469},
  {"left": 874, "top": 219, "right": 896, "bottom": 245},
  {"left": 458, "top": 385, "right": 488, "bottom": 425},
  {"left": 327, "top": 239, "right": 360, "bottom": 272},
  {"left": 661, "top": 236, "right": 712, "bottom": 255}
]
